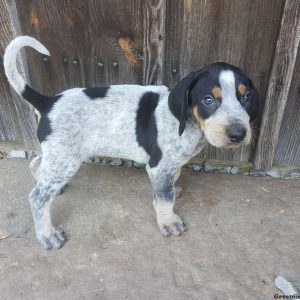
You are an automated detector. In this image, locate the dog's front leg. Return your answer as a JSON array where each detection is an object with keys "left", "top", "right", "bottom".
[
  {"left": 174, "top": 168, "right": 182, "bottom": 198},
  {"left": 146, "top": 165, "right": 186, "bottom": 237}
]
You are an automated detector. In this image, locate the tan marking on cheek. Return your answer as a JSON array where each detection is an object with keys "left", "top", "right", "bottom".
[
  {"left": 211, "top": 86, "right": 222, "bottom": 98},
  {"left": 238, "top": 84, "right": 246, "bottom": 96},
  {"left": 192, "top": 106, "right": 205, "bottom": 129}
]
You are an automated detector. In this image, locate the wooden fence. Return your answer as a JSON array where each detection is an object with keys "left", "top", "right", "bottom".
[{"left": 0, "top": 0, "right": 300, "bottom": 170}]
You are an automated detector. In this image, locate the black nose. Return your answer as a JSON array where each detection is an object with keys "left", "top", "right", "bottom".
[{"left": 226, "top": 125, "right": 246, "bottom": 143}]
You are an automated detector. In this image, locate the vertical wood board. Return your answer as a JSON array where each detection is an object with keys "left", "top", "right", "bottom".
[
  {"left": 0, "top": 0, "right": 38, "bottom": 149},
  {"left": 274, "top": 47, "right": 300, "bottom": 165},
  {"left": 164, "top": 0, "right": 284, "bottom": 162},
  {"left": 253, "top": 0, "right": 300, "bottom": 169},
  {"left": 16, "top": 0, "right": 145, "bottom": 95}
]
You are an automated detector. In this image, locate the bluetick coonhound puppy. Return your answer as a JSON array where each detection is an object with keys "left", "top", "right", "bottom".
[{"left": 4, "top": 36, "right": 259, "bottom": 249}]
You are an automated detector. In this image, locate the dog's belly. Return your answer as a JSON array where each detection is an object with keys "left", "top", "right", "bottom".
[
  {"left": 91, "top": 141, "right": 149, "bottom": 164},
  {"left": 80, "top": 117, "right": 150, "bottom": 164}
]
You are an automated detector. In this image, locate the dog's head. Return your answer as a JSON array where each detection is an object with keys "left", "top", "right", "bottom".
[{"left": 168, "top": 62, "right": 259, "bottom": 148}]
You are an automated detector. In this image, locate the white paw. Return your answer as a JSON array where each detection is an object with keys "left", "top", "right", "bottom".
[
  {"left": 37, "top": 227, "right": 66, "bottom": 250},
  {"left": 157, "top": 213, "right": 186, "bottom": 237}
]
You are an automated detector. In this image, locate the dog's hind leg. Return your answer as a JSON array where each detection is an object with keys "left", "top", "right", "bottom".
[
  {"left": 146, "top": 164, "right": 186, "bottom": 237},
  {"left": 30, "top": 155, "right": 68, "bottom": 195},
  {"left": 29, "top": 152, "right": 81, "bottom": 249}
]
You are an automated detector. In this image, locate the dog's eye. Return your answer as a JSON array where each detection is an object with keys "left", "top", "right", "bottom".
[
  {"left": 242, "top": 91, "right": 251, "bottom": 103},
  {"left": 203, "top": 95, "right": 215, "bottom": 106}
]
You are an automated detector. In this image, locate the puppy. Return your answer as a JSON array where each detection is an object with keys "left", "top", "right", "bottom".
[{"left": 4, "top": 36, "right": 259, "bottom": 249}]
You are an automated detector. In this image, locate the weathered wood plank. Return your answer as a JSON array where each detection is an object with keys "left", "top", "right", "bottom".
[
  {"left": 142, "top": 0, "right": 166, "bottom": 85},
  {"left": 164, "top": 0, "right": 284, "bottom": 162},
  {"left": 0, "top": 0, "right": 38, "bottom": 149},
  {"left": 253, "top": 0, "right": 300, "bottom": 170},
  {"left": 16, "top": 0, "right": 145, "bottom": 95},
  {"left": 274, "top": 47, "right": 300, "bottom": 165}
]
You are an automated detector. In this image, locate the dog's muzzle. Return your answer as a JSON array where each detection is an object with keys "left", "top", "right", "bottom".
[{"left": 226, "top": 123, "right": 247, "bottom": 143}]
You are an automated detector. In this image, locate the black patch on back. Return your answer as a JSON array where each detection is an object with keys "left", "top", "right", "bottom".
[
  {"left": 83, "top": 87, "right": 109, "bottom": 99},
  {"left": 22, "top": 85, "right": 62, "bottom": 143},
  {"left": 136, "top": 92, "right": 162, "bottom": 168}
]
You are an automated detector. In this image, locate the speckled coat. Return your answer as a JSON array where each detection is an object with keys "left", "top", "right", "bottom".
[{"left": 4, "top": 36, "right": 259, "bottom": 249}]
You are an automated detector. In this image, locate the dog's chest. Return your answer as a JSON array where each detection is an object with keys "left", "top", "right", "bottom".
[{"left": 181, "top": 127, "right": 206, "bottom": 158}]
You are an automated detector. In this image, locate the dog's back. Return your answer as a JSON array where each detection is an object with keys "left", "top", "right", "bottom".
[
  {"left": 47, "top": 85, "right": 169, "bottom": 163},
  {"left": 3, "top": 36, "right": 171, "bottom": 163}
]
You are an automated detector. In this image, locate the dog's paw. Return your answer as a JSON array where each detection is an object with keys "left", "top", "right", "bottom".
[
  {"left": 37, "top": 227, "right": 66, "bottom": 250},
  {"left": 157, "top": 214, "right": 186, "bottom": 237}
]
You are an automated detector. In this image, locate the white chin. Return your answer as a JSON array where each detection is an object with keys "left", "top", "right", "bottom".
[
  {"left": 207, "top": 140, "right": 230, "bottom": 148},
  {"left": 208, "top": 139, "right": 243, "bottom": 149}
]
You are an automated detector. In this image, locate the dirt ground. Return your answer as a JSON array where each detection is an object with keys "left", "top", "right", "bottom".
[{"left": 0, "top": 159, "right": 299, "bottom": 300}]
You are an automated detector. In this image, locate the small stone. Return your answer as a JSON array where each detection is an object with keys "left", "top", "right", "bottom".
[
  {"left": 266, "top": 167, "right": 280, "bottom": 178},
  {"left": 274, "top": 276, "right": 299, "bottom": 296},
  {"left": 192, "top": 164, "right": 202, "bottom": 172},
  {"left": 123, "top": 160, "right": 133, "bottom": 167},
  {"left": 100, "top": 158, "right": 111, "bottom": 165},
  {"left": 133, "top": 161, "right": 144, "bottom": 168},
  {"left": 231, "top": 166, "right": 240, "bottom": 175},
  {"left": 281, "top": 169, "right": 300, "bottom": 179},
  {"left": 204, "top": 162, "right": 217, "bottom": 173},
  {"left": 289, "top": 171, "right": 300, "bottom": 178},
  {"left": 110, "top": 158, "right": 123, "bottom": 166},
  {"left": 26, "top": 150, "right": 36, "bottom": 159},
  {"left": 93, "top": 157, "right": 101, "bottom": 163},
  {"left": 250, "top": 169, "right": 266, "bottom": 177},
  {"left": 219, "top": 166, "right": 232, "bottom": 174},
  {"left": 8, "top": 150, "right": 26, "bottom": 159},
  {"left": 83, "top": 158, "right": 93, "bottom": 163}
]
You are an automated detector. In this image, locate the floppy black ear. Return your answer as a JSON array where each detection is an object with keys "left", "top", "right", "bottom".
[{"left": 168, "top": 70, "right": 203, "bottom": 136}]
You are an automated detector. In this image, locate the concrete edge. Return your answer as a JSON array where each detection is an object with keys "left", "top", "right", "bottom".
[{"left": 1, "top": 147, "right": 300, "bottom": 179}]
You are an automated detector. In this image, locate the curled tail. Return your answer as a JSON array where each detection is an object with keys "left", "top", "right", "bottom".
[{"left": 4, "top": 36, "right": 54, "bottom": 112}]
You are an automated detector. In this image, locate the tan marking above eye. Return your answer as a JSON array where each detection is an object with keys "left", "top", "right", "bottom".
[
  {"left": 192, "top": 106, "right": 205, "bottom": 129},
  {"left": 238, "top": 84, "right": 246, "bottom": 95},
  {"left": 211, "top": 86, "right": 222, "bottom": 98}
]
